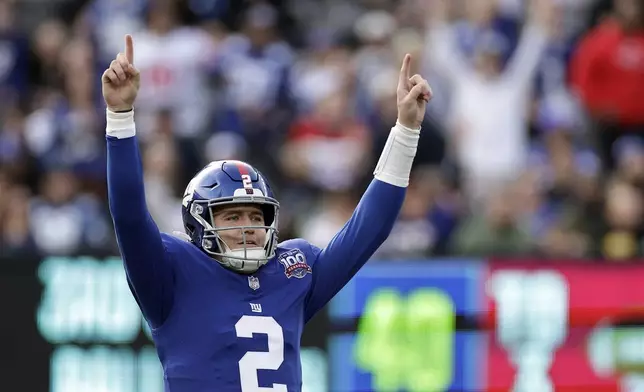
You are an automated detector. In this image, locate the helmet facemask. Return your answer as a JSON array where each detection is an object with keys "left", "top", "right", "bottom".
[{"left": 189, "top": 196, "right": 279, "bottom": 274}]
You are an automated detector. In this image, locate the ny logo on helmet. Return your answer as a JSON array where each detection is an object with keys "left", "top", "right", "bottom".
[{"left": 182, "top": 178, "right": 197, "bottom": 207}]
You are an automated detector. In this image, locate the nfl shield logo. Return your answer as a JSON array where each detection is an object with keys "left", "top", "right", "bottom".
[{"left": 248, "top": 276, "right": 260, "bottom": 290}]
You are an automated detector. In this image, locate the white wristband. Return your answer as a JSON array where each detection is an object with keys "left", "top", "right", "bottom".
[
  {"left": 373, "top": 122, "right": 420, "bottom": 188},
  {"left": 106, "top": 108, "right": 136, "bottom": 139}
]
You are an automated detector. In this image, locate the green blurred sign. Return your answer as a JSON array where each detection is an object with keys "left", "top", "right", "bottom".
[{"left": 354, "top": 288, "right": 455, "bottom": 392}]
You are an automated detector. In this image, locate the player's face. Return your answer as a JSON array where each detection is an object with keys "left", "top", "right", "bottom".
[{"left": 211, "top": 205, "right": 267, "bottom": 251}]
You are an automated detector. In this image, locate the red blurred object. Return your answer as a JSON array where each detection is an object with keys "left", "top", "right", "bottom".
[
  {"left": 570, "top": 19, "right": 644, "bottom": 126},
  {"left": 481, "top": 261, "right": 644, "bottom": 391}
]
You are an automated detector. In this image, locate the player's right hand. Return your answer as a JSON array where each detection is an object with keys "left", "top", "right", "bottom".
[{"left": 102, "top": 34, "right": 140, "bottom": 112}]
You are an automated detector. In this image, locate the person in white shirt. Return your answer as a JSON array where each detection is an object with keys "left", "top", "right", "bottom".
[{"left": 426, "top": 0, "right": 553, "bottom": 201}]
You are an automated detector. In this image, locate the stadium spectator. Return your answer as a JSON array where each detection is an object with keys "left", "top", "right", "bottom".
[
  {"left": 1, "top": 0, "right": 643, "bottom": 261},
  {"left": 570, "top": 0, "right": 644, "bottom": 170}
]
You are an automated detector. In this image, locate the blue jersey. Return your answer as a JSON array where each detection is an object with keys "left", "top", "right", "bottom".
[{"left": 106, "top": 134, "right": 405, "bottom": 391}]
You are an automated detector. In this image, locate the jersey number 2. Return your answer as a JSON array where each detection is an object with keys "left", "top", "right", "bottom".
[{"left": 235, "top": 315, "right": 287, "bottom": 392}]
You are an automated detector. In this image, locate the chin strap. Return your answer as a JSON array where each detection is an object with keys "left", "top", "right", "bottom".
[{"left": 172, "top": 231, "right": 192, "bottom": 242}]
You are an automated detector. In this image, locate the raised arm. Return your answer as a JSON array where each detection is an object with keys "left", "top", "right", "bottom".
[
  {"left": 504, "top": 0, "right": 552, "bottom": 84},
  {"left": 103, "top": 35, "right": 174, "bottom": 329},
  {"left": 304, "top": 55, "right": 431, "bottom": 321},
  {"left": 425, "top": 0, "right": 472, "bottom": 81}
]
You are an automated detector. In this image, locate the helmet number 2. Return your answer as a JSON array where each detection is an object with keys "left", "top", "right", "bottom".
[
  {"left": 241, "top": 174, "right": 253, "bottom": 189},
  {"left": 235, "top": 315, "right": 287, "bottom": 392}
]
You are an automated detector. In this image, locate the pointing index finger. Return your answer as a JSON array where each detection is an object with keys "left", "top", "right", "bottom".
[
  {"left": 399, "top": 53, "right": 411, "bottom": 86},
  {"left": 125, "top": 34, "right": 134, "bottom": 65}
]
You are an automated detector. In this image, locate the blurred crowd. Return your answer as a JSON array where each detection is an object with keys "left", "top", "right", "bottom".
[{"left": 0, "top": 0, "right": 643, "bottom": 261}]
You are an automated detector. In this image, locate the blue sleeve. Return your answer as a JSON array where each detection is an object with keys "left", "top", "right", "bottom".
[
  {"left": 107, "top": 135, "right": 175, "bottom": 329},
  {"left": 303, "top": 179, "right": 405, "bottom": 321}
]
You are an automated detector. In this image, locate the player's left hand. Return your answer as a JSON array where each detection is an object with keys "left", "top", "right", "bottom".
[
  {"left": 102, "top": 34, "right": 140, "bottom": 112},
  {"left": 396, "top": 54, "right": 432, "bottom": 130}
]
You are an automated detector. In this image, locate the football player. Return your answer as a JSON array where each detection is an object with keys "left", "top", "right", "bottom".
[{"left": 103, "top": 34, "right": 432, "bottom": 392}]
